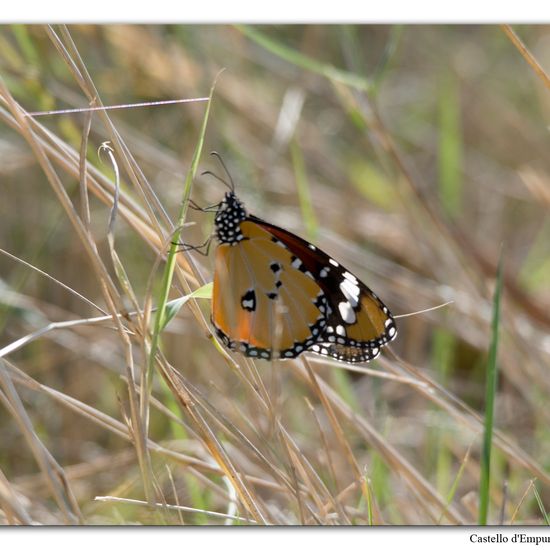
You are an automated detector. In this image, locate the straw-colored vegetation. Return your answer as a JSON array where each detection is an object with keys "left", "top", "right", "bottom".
[{"left": 0, "top": 24, "right": 549, "bottom": 525}]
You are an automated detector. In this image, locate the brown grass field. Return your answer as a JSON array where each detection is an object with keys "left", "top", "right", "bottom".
[{"left": 0, "top": 24, "right": 549, "bottom": 525}]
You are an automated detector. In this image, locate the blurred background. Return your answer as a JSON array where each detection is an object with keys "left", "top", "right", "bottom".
[{"left": 0, "top": 24, "right": 549, "bottom": 525}]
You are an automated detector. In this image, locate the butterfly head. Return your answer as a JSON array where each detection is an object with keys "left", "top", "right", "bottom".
[{"left": 214, "top": 191, "right": 248, "bottom": 244}]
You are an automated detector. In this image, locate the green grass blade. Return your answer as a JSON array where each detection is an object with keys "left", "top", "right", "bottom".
[
  {"left": 290, "top": 140, "right": 318, "bottom": 241},
  {"left": 438, "top": 71, "right": 463, "bottom": 219},
  {"left": 143, "top": 75, "right": 218, "bottom": 429},
  {"left": 478, "top": 250, "right": 504, "bottom": 525},
  {"left": 162, "top": 282, "right": 213, "bottom": 332},
  {"left": 152, "top": 79, "right": 217, "bottom": 334},
  {"left": 11, "top": 25, "right": 40, "bottom": 67},
  {"left": 431, "top": 328, "right": 455, "bottom": 495},
  {"left": 437, "top": 439, "right": 473, "bottom": 524},
  {"left": 237, "top": 25, "right": 372, "bottom": 92},
  {"left": 532, "top": 482, "right": 550, "bottom": 525},
  {"left": 372, "top": 25, "right": 404, "bottom": 94}
]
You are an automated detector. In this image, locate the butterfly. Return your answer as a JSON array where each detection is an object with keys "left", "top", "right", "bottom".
[{"left": 206, "top": 183, "right": 397, "bottom": 364}]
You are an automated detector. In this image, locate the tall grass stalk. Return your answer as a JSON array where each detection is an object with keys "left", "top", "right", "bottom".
[
  {"left": 142, "top": 79, "right": 217, "bottom": 439},
  {"left": 478, "top": 252, "right": 504, "bottom": 525}
]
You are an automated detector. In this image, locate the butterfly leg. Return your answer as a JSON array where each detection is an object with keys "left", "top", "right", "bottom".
[
  {"left": 188, "top": 198, "right": 221, "bottom": 212},
  {"left": 172, "top": 235, "right": 213, "bottom": 256}
]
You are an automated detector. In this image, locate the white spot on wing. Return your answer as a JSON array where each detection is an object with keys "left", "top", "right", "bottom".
[
  {"left": 338, "top": 301, "right": 356, "bottom": 324},
  {"left": 343, "top": 271, "right": 358, "bottom": 283},
  {"left": 340, "top": 279, "right": 360, "bottom": 307},
  {"left": 329, "top": 258, "right": 339, "bottom": 267},
  {"left": 336, "top": 325, "right": 346, "bottom": 336}
]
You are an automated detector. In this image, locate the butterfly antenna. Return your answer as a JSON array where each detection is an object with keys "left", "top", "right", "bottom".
[
  {"left": 210, "top": 151, "right": 235, "bottom": 192},
  {"left": 201, "top": 169, "right": 233, "bottom": 192}
]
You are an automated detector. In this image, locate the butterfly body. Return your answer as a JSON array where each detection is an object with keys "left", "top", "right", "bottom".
[{"left": 211, "top": 191, "right": 397, "bottom": 363}]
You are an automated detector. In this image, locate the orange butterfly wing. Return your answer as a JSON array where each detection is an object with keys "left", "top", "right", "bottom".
[
  {"left": 210, "top": 191, "right": 396, "bottom": 363},
  {"left": 248, "top": 216, "right": 397, "bottom": 362},
  {"left": 212, "top": 220, "right": 328, "bottom": 359}
]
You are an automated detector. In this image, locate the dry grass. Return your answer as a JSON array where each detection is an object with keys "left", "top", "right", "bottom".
[{"left": 0, "top": 24, "right": 549, "bottom": 525}]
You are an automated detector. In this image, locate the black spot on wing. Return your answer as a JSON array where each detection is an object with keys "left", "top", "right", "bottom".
[{"left": 240, "top": 289, "right": 256, "bottom": 312}]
